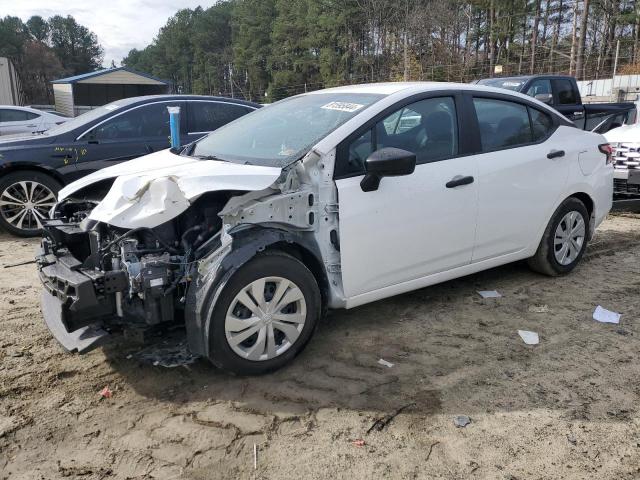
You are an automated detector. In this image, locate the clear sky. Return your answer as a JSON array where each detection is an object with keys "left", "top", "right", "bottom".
[{"left": 3, "top": 0, "right": 218, "bottom": 66}]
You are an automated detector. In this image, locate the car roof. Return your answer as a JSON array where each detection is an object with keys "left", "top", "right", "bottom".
[
  {"left": 106, "top": 94, "right": 261, "bottom": 108},
  {"left": 306, "top": 81, "right": 548, "bottom": 105}
]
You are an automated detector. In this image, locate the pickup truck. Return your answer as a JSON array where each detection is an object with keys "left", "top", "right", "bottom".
[{"left": 476, "top": 75, "right": 636, "bottom": 134}]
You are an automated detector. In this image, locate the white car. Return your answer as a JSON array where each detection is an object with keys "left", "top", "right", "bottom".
[
  {"left": 37, "top": 82, "right": 613, "bottom": 374},
  {"left": 0, "top": 106, "right": 67, "bottom": 136},
  {"left": 603, "top": 123, "right": 640, "bottom": 198}
]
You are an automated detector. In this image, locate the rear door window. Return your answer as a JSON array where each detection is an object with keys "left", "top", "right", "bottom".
[
  {"left": 188, "top": 102, "right": 254, "bottom": 133},
  {"left": 473, "top": 98, "right": 533, "bottom": 151}
]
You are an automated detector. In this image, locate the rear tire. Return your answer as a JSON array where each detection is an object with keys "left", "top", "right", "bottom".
[
  {"left": 207, "top": 251, "right": 321, "bottom": 375},
  {"left": 528, "top": 197, "right": 589, "bottom": 276},
  {"left": 0, "top": 171, "right": 61, "bottom": 237}
]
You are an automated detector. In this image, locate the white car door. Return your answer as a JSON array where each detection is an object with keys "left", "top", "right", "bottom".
[
  {"left": 470, "top": 96, "right": 571, "bottom": 262},
  {"left": 335, "top": 95, "right": 479, "bottom": 298}
]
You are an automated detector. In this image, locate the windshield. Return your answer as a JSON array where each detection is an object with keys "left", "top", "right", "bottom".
[
  {"left": 191, "top": 92, "right": 385, "bottom": 167},
  {"left": 44, "top": 100, "right": 130, "bottom": 136},
  {"left": 477, "top": 78, "right": 527, "bottom": 91}
]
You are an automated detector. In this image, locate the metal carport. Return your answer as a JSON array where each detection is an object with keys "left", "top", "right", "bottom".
[{"left": 51, "top": 67, "right": 171, "bottom": 117}]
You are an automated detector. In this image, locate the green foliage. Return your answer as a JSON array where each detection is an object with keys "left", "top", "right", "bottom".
[
  {"left": 49, "top": 15, "right": 104, "bottom": 74},
  {"left": 0, "top": 14, "right": 103, "bottom": 103}
]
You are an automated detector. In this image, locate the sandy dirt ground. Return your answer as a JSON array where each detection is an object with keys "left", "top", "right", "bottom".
[{"left": 1, "top": 213, "right": 640, "bottom": 480}]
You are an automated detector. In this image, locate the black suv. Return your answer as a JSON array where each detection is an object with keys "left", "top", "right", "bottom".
[{"left": 0, "top": 95, "right": 260, "bottom": 236}]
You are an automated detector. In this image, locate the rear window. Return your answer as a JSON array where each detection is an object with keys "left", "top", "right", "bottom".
[{"left": 188, "top": 102, "right": 254, "bottom": 133}]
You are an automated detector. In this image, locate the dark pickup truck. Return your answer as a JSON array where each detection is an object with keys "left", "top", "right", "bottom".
[{"left": 476, "top": 75, "right": 637, "bottom": 134}]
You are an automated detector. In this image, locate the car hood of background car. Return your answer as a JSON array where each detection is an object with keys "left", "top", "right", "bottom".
[
  {"left": 59, "top": 149, "right": 283, "bottom": 229},
  {"left": 603, "top": 123, "right": 640, "bottom": 144}
]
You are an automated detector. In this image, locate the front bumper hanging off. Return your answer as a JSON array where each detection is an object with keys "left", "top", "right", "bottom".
[{"left": 37, "top": 245, "right": 126, "bottom": 353}]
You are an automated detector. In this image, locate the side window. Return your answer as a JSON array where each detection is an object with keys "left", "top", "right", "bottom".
[
  {"left": 24, "top": 111, "right": 40, "bottom": 120},
  {"left": 525, "top": 79, "right": 552, "bottom": 97},
  {"left": 336, "top": 96, "right": 458, "bottom": 177},
  {"left": 473, "top": 98, "right": 532, "bottom": 151},
  {"left": 91, "top": 103, "right": 178, "bottom": 140},
  {"left": 555, "top": 79, "right": 578, "bottom": 104},
  {"left": 529, "top": 107, "right": 554, "bottom": 141},
  {"left": 188, "top": 102, "right": 253, "bottom": 133},
  {"left": 0, "top": 109, "right": 29, "bottom": 122}
]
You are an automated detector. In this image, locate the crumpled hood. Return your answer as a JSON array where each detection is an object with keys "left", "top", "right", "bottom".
[
  {"left": 59, "top": 149, "right": 282, "bottom": 229},
  {"left": 603, "top": 123, "right": 640, "bottom": 144}
]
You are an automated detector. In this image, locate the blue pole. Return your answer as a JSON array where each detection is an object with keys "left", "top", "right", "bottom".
[{"left": 167, "top": 106, "right": 181, "bottom": 148}]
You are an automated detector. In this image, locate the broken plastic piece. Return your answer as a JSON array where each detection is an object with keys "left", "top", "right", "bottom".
[
  {"left": 454, "top": 415, "right": 471, "bottom": 427},
  {"left": 377, "top": 358, "right": 394, "bottom": 368},
  {"left": 518, "top": 330, "right": 539, "bottom": 345},
  {"left": 352, "top": 439, "right": 366, "bottom": 447},
  {"left": 478, "top": 290, "right": 502, "bottom": 298},
  {"left": 593, "top": 305, "right": 621, "bottom": 324}
]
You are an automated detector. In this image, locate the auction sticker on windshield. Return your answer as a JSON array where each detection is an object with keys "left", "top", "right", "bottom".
[{"left": 321, "top": 102, "right": 365, "bottom": 113}]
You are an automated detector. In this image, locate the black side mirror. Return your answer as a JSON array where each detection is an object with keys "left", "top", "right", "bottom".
[{"left": 360, "top": 147, "right": 416, "bottom": 192}]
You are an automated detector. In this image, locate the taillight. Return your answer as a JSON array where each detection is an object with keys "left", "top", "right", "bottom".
[{"left": 599, "top": 143, "right": 613, "bottom": 164}]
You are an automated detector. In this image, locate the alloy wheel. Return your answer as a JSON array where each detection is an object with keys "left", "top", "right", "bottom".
[
  {"left": 553, "top": 210, "right": 586, "bottom": 266},
  {"left": 0, "top": 181, "right": 56, "bottom": 232},
  {"left": 225, "top": 276, "right": 307, "bottom": 361}
]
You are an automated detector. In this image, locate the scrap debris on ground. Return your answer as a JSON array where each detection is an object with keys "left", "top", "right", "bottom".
[{"left": 1, "top": 213, "right": 639, "bottom": 479}]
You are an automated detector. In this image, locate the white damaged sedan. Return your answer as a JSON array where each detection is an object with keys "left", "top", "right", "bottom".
[{"left": 38, "top": 82, "right": 613, "bottom": 374}]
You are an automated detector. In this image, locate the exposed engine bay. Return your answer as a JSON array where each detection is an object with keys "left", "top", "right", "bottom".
[
  {"left": 36, "top": 150, "right": 343, "bottom": 356},
  {"left": 39, "top": 193, "right": 225, "bottom": 341}
]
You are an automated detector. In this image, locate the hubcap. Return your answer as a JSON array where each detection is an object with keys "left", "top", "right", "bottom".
[
  {"left": 225, "top": 276, "right": 307, "bottom": 361},
  {"left": 554, "top": 210, "right": 586, "bottom": 266},
  {"left": 0, "top": 181, "right": 56, "bottom": 231}
]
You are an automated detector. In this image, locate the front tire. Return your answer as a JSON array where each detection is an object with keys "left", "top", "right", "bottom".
[
  {"left": 528, "top": 197, "right": 590, "bottom": 276},
  {"left": 207, "top": 251, "right": 321, "bottom": 375},
  {"left": 0, "top": 171, "right": 61, "bottom": 237}
]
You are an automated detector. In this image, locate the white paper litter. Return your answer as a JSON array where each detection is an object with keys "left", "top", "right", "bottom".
[
  {"left": 528, "top": 304, "right": 549, "bottom": 313},
  {"left": 377, "top": 358, "right": 394, "bottom": 368},
  {"left": 593, "top": 305, "right": 621, "bottom": 324},
  {"left": 478, "top": 290, "right": 502, "bottom": 298},
  {"left": 518, "top": 330, "right": 539, "bottom": 345}
]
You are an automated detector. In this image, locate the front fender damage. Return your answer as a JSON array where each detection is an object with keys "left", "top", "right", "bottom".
[
  {"left": 38, "top": 149, "right": 344, "bottom": 359},
  {"left": 186, "top": 151, "right": 345, "bottom": 357}
]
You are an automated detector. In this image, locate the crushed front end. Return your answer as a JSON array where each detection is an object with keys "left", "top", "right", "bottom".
[{"left": 36, "top": 195, "right": 224, "bottom": 353}]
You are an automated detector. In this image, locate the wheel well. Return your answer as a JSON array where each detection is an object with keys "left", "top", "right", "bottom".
[
  {"left": 264, "top": 241, "right": 329, "bottom": 312},
  {"left": 0, "top": 164, "right": 65, "bottom": 186},
  {"left": 569, "top": 192, "right": 594, "bottom": 218}
]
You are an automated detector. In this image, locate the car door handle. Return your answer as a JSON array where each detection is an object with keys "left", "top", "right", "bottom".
[
  {"left": 446, "top": 175, "right": 474, "bottom": 188},
  {"left": 547, "top": 149, "right": 565, "bottom": 159}
]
